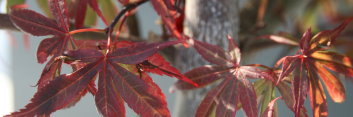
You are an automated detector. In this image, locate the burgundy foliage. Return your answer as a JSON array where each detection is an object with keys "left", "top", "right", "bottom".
[{"left": 5, "top": 0, "right": 353, "bottom": 117}]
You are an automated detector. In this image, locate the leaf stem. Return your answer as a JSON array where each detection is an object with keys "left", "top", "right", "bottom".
[
  {"left": 114, "top": 11, "right": 129, "bottom": 42},
  {"left": 69, "top": 28, "right": 105, "bottom": 35},
  {"left": 105, "top": 0, "right": 149, "bottom": 34}
]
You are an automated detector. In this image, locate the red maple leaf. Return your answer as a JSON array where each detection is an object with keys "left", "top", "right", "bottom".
[
  {"left": 277, "top": 19, "right": 353, "bottom": 117},
  {"left": 174, "top": 36, "right": 276, "bottom": 117},
  {"left": 6, "top": 40, "right": 196, "bottom": 117}
]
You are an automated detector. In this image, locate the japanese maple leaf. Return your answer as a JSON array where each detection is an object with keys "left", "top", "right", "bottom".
[
  {"left": 174, "top": 37, "right": 275, "bottom": 117},
  {"left": 253, "top": 67, "right": 308, "bottom": 117},
  {"left": 6, "top": 40, "right": 196, "bottom": 117},
  {"left": 10, "top": 0, "right": 72, "bottom": 64},
  {"left": 10, "top": 0, "right": 74, "bottom": 89},
  {"left": 277, "top": 19, "right": 353, "bottom": 117}
]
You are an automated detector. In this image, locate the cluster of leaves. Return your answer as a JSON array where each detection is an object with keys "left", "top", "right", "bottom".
[
  {"left": 175, "top": 18, "right": 353, "bottom": 117},
  {"left": 4, "top": 0, "right": 353, "bottom": 117},
  {"left": 6, "top": 0, "right": 195, "bottom": 117}
]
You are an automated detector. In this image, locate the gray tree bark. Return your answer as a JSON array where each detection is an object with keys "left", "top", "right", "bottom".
[{"left": 173, "top": 0, "right": 239, "bottom": 116}]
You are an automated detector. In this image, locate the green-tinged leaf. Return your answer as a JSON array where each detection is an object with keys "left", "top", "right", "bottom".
[
  {"left": 254, "top": 79, "right": 267, "bottom": 96},
  {"left": 36, "top": 0, "right": 53, "bottom": 18},
  {"left": 7, "top": 0, "right": 26, "bottom": 11},
  {"left": 260, "top": 82, "right": 276, "bottom": 115},
  {"left": 98, "top": 0, "right": 117, "bottom": 24},
  {"left": 84, "top": 6, "right": 98, "bottom": 26},
  {"left": 277, "top": 82, "right": 294, "bottom": 111},
  {"left": 261, "top": 97, "right": 281, "bottom": 117}
]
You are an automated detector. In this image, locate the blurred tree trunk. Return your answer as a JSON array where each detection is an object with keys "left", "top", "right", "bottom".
[{"left": 173, "top": 0, "right": 239, "bottom": 116}]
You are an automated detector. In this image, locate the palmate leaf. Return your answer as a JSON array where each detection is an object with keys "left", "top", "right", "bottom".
[
  {"left": 10, "top": 0, "right": 76, "bottom": 89},
  {"left": 7, "top": 40, "right": 191, "bottom": 117},
  {"left": 95, "top": 71, "right": 125, "bottom": 117},
  {"left": 175, "top": 38, "right": 280, "bottom": 117},
  {"left": 277, "top": 19, "right": 353, "bottom": 117},
  {"left": 5, "top": 60, "right": 102, "bottom": 117}
]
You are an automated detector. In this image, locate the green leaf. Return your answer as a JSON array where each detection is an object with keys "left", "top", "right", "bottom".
[
  {"left": 98, "top": 0, "right": 117, "bottom": 24},
  {"left": 7, "top": 0, "right": 25, "bottom": 11},
  {"left": 84, "top": 6, "right": 98, "bottom": 27},
  {"left": 36, "top": 0, "right": 53, "bottom": 18}
]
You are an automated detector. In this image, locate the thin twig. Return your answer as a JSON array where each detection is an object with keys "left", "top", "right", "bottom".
[{"left": 105, "top": 0, "right": 149, "bottom": 34}]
